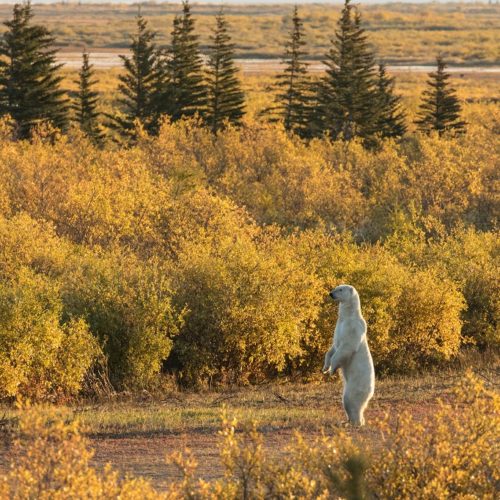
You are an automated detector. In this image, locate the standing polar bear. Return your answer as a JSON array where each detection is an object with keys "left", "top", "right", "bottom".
[{"left": 323, "top": 285, "right": 375, "bottom": 426}]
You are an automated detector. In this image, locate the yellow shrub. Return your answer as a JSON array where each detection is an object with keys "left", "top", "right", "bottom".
[
  {"left": 0, "top": 406, "right": 162, "bottom": 499},
  {"left": 0, "top": 269, "right": 98, "bottom": 400},
  {"left": 371, "top": 372, "right": 500, "bottom": 499},
  {"left": 0, "top": 213, "right": 71, "bottom": 280},
  {"left": 212, "top": 122, "right": 366, "bottom": 230},
  {"left": 387, "top": 227, "right": 499, "bottom": 348},
  {"left": 0, "top": 114, "right": 496, "bottom": 389},
  {"left": 389, "top": 268, "right": 465, "bottom": 370},
  {"left": 292, "top": 231, "right": 465, "bottom": 372},
  {"left": 430, "top": 229, "right": 499, "bottom": 347},
  {"left": 172, "top": 227, "right": 323, "bottom": 385},
  {"left": 166, "top": 192, "right": 323, "bottom": 384},
  {"left": 61, "top": 250, "right": 184, "bottom": 389}
]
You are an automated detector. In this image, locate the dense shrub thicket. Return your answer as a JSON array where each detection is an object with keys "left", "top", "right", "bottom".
[
  {"left": 2, "top": 373, "right": 498, "bottom": 498},
  {"left": 0, "top": 110, "right": 498, "bottom": 396}
]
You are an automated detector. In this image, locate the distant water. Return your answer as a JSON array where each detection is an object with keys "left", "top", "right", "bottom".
[{"left": 57, "top": 52, "right": 500, "bottom": 73}]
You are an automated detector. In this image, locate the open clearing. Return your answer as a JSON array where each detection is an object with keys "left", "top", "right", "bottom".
[
  {"left": 2, "top": 366, "right": 497, "bottom": 489},
  {"left": 1, "top": 2, "right": 498, "bottom": 64}
]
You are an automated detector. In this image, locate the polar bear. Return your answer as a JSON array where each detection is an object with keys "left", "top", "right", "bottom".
[{"left": 322, "top": 284, "right": 375, "bottom": 426}]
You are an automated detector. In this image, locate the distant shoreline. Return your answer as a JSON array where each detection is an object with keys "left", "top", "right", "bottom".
[{"left": 57, "top": 52, "right": 500, "bottom": 72}]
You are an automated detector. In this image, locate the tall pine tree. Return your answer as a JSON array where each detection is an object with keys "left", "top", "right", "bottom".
[
  {"left": 206, "top": 9, "right": 245, "bottom": 134},
  {"left": 110, "top": 14, "right": 160, "bottom": 137},
  {"left": 315, "top": 0, "right": 377, "bottom": 142},
  {"left": 373, "top": 63, "right": 406, "bottom": 138},
  {"left": 162, "top": 1, "right": 207, "bottom": 121},
  {"left": 73, "top": 51, "right": 103, "bottom": 144},
  {"left": 415, "top": 56, "right": 465, "bottom": 135},
  {"left": 273, "top": 6, "right": 311, "bottom": 138},
  {"left": 0, "top": 2, "right": 68, "bottom": 139}
]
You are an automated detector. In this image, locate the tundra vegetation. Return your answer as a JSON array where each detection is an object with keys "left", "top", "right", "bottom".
[
  {"left": 0, "top": 2, "right": 497, "bottom": 64},
  {"left": 0, "top": 106, "right": 497, "bottom": 395},
  {"left": 0, "top": 1, "right": 498, "bottom": 495},
  {"left": 1, "top": 373, "right": 498, "bottom": 498},
  {"left": 0, "top": 0, "right": 497, "bottom": 397}
]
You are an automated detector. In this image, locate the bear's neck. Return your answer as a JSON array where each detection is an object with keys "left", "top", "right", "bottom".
[{"left": 339, "top": 294, "right": 362, "bottom": 319}]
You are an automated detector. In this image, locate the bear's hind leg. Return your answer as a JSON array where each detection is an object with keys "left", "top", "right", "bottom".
[{"left": 342, "top": 393, "right": 365, "bottom": 427}]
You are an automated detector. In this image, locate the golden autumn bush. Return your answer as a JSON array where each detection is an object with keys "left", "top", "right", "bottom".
[
  {"left": 427, "top": 229, "right": 499, "bottom": 348},
  {"left": 171, "top": 224, "right": 323, "bottom": 385},
  {"left": 0, "top": 108, "right": 497, "bottom": 394},
  {"left": 60, "top": 250, "right": 184, "bottom": 390},
  {"left": 0, "top": 267, "right": 98, "bottom": 400},
  {"left": 2, "top": 373, "right": 497, "bottom": 498},
  {"left": 289, "top": 231, "right": 466, "bottom": 373},
  {"left": 385, "top": 226, "right": 500, "bottom": 349},
  {"left": 0, "top": 405, "right": 160, "bottom": 499},
  {"left": 371, "top": 372, "right": 500, "bottom": 499}
]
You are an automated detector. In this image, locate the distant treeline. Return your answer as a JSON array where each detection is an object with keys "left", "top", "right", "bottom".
[{"left": 0, "top": 1, "right": 465, "bottom": 145}]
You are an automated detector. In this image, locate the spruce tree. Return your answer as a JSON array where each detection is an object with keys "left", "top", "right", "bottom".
[
  {"left": 163, "top": 0, "right": 207, "bottom": 121},
  {"left": 315, "top": 0, "right": 377, "bottom": 141},
  {"left": 415, "top": 56, "right": 465, "bottom": 135},
  {"left": 73, "top": 51, "right": 103, "bottom": 144},
  {"left": 273, "top": 6, "right": 311, "bottom": 138},
  {"left": 111, "top": 14, "right": 160, "bottom": 136},
  {"left": 206, "top": 9, "right": 245, "bottom": 134},
  {"left": 0, "top": 2, "right": 68, "bottom": 139},
  {"left": 373, "top": 63, "right": 406, "bottom": 138}
]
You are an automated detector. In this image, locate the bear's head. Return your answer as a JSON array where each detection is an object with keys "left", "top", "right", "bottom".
[{"left": 329, "top": 284, "right": 357, "bottom": 303}]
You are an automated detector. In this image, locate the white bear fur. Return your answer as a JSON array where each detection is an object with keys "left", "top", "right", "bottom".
[{"left": 323, "top": 284, "right": 375, "bottom": 426}]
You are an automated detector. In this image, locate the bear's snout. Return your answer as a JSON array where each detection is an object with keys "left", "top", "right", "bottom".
[{"left": 329, "top": 291, "right": 336, "bottom": 300}]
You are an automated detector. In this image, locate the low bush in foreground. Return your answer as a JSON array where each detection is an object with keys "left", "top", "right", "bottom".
[{"left": 1, "top": 373, "right": 498, "bottom": 499}]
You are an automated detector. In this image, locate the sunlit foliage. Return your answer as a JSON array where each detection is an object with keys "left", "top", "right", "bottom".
[{"left": 0, "top": 98, "right": 497, "bottom": 393}]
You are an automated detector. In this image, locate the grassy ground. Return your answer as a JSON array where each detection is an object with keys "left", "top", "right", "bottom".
[
  {"left": 1, "top": 357, "right": 498, "bottom": 487},
  {"left": 65, "top": 371, "right": 472, "bottom": 436},
  {"left": 0, "top": 2, "right": 498, "bottom": 64}
]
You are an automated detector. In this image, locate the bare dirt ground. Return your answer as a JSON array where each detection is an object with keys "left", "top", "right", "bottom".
[
  {"left": 87, "top": 399, "right": 443, "bottom": 489},
  {"left": 1, "top": 367, "right": 496, "bottom": 490},
  {"left": 90, "top": 429, "right": 303, "bottom": 487},
  {"left": 85, "top": 377, "right": 449, "bottom": 488}
]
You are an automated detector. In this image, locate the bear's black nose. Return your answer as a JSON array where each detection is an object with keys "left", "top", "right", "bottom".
[{"left": 329, "top": 291, "right": 335, "bottom": 299}]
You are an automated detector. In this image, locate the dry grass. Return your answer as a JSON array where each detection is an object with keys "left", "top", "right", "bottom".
[
  {"left": 60, "top": 66, "right": 500, "bottom": 125},
  {"left": 0, "top": 355, "right": 498, "bottom": 487},
  {"left": 0, "top": 2, "right": 498, "bottom": 64}
]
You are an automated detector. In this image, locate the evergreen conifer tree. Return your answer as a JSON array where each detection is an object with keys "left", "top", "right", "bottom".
[
  {"left": 273, "top": 6, "right": 311, "bottom": 138},
  {"left": 0, "top": 2, "right": 68, "bottom": 139},
  {"left": 163, "top": 1, "right": 207, "bottom": 121},
  {"left": 315, "top": 0, "right": 377, "bottom": 141},
  {"left": 415, "top": 56, "right": 465, "bottom": 135},
  {"left": 373, "top": 63, "right": 406, "bottom": 138},
  {"left": 110, "top": 14, "right": 160, "bottom": 136},
  {"left": 205, "top": 9, "right": 245, "bottom": 134},
  {"left": 73, "top": 51, "right": 104, "bottom": 143}
]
